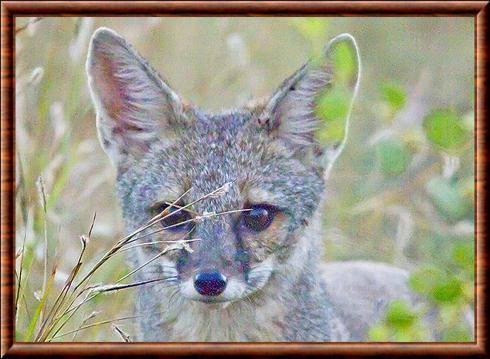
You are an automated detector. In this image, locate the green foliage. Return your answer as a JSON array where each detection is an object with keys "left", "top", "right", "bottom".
[
  {"left": 376, "top": 139, "right": 410, "bottom": 176},
  {"left": 452, "top": 241, "right": 474, "bottom": 278},
  {"left": 371, "top": 238, "right": 474, "bottom": 342},
  {"left": 300, "top": 22, "right": 474, "bottom": 343},
  {"left": 425, "top": 176, "right": 467, "bottom": 221},
  {"left": 423, "top": 110, "right": 471, "bottom": 153},
  {"left": 368, "top": 300, "right": 430, "bottom": 342},
  {"left": 292, "top": 18, "right": 329, "bottom": 41},
  {"left": 442, "top": 326, "right": 473, "bottom": 342},
  {"left": 385, "top": 300, "right": 416, "bottom": 329},
  {"left": 15, "top": 17, "right": 474, "bottom": 342},
  {"left": 410, "top": 266, "right": 463, "bottom": 304},
  {"left": 291, "top": 18, "right": 329, "bottom": 53},
  {"left": 380, "top": 82, "right": 407, "bottom": 114},
  {"left": 419, "top": 237, "right": 474, "bottom": 338},
  {"left": 23, "top": 268, "right": 55, "bottom": 341}
]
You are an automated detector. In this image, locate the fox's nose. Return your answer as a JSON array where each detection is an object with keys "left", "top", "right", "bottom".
[{"left": 193, "top": 271, "right": 227, "bottom": 296}]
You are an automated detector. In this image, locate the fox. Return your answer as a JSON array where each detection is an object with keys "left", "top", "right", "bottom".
[{"left": 86, "top": 27, "right": 414, "bottom": 342}]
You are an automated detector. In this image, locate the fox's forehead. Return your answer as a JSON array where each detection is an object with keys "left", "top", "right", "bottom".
[
  {"left": 193, "top": 111, "right": 252, "bottom": 143},
  {"left": 128, "top": 110, "right": 262, "bottom": 204},
  {"left": 180, "top": 111, "right": 264, "bottom": 206}
]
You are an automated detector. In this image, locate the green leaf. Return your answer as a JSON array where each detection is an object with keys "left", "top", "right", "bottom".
[
  {"left": 457, "top": 176, "right": 475, "bottom": 201},
  {"left": 432, "top": 277, "right": 463, "bottom": 304},
  {"left": 452, "top": 241, "right": 474, "bottom": 274},
  {"left": 376, "top": 139, "right": 409, "bottom": 176},
  {"left": 292, "top": 18, "right": 329, "bottom": 40},
  {"left": 385, "top": 300, "right": 416, "bottom": 330},
  {"left": 426, "top": 176, "right": 467, "bottom": 220},
  {"left": 442, "top": 327, "right": 472, "bottom": 342},
  {"left": 291, "top": 18, "right": 328, "bottom": 53},
  {"left": 380, "top": 83, "right": 407, "bottom": 114},
  {"left": 409, "top": 266, "right": 463, "bottom": 304},
  {"left": 409, "top": 266, "right": 445, "bottom": 295},
  {"left": 439, "top": 304, "right": 460, "bottom": 325},
  {"left": 423, "top": 110, "right": 470, "bottom": 153},
  {"left": 23, "top": 269, "right": 56, "bottom": 341},
  {"left": 368, "top": 324, "right": 390, "bottom": 341}
]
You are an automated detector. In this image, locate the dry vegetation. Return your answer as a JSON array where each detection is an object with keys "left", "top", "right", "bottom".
[{"left": 15, "top": 17, "right": 474, "bottom": 341}]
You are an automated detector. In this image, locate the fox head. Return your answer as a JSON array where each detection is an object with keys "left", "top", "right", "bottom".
[{"left": 86, "top": 28, "right": 360, "bottom": 304}]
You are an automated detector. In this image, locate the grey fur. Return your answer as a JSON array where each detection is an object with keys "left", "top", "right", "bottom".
[{"left": 87, "top": 28, "right": 416, "bottom": 342}]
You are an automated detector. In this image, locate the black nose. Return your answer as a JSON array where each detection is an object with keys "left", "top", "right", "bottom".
[{"left": 193, "top": 271, "right": 227, "bottom": 296}]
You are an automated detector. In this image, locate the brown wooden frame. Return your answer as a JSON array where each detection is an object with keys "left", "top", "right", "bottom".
[{"left": 1, "top": 1, "right": 488, "bottom": 357}]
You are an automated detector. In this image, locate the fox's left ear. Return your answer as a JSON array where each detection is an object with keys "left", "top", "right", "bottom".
[
  {"left": 259, "top": 33, "right": 360, "bottom": 175},
  {"left": 86, "top": 28, "right": 185, "bottom": 170}
]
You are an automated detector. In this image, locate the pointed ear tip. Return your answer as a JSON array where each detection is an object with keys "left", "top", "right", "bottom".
[
  {"left": 327, "top": 33, "right": 359, "bottom": 52},
  {"left": 90, "top": 27, "right": 124, "bottom": 47},
  {"left": 86, "top": 27, "right": 124, "bottom": 75},
  {"left": 324, "top": 33, "right": 361, "bottom": 69}
]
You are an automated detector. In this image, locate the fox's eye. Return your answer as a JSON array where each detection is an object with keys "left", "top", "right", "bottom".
[
  {"left": 154, "top": 204, "right": 192, "bottom": 231},
  {"left": 241, "top": 204, "right": 277, "bottom": 232}
]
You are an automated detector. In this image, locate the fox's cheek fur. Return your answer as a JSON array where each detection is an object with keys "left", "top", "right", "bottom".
[{"left": 240, "top": 211, "right": 289, "bottom": 263}]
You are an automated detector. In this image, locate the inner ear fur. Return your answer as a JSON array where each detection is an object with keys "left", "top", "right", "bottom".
[{"left": 86, "top": 27, "right": 186, "bottom": 168}]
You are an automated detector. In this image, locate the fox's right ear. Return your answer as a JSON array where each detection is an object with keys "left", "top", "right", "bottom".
[
  {"left": 86, "top": 27, "right": 184, "bottom": 169},
  {"left": 258, "top": 34, "right": 360, "bottom": 177}
]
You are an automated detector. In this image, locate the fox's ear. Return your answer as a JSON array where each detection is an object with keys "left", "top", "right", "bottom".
[
  {"left": 259, "top": 33, "right": 360, "bottom": 175},
  {"left": 86, "top": 27, "right": 184, "bottom": 169}
]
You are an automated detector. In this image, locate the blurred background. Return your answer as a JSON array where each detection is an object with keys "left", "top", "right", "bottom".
[{"left": 15, "top": 17, "right": 474, "bottom": 342}]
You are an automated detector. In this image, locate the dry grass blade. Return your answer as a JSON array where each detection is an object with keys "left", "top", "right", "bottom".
[
  {"left": 143, "top": 188, "right": 193, "bottom": 229},
  {"left": 117, "top": 238, "right": 201, "bottom": 254},
  {"left": 87, "top": 277, "right": 176, "bottom": 295},
  {"left": 36, "top": 176, "right": 49, "bottom": 326},
  {"left": 35, "top": 217, "right": 94, "bottom": 341},
  {"left": 130, "top": 208, "right": 251, "bottom": 243},
  {"left": 144, "top": 181, "right": 232, "bottom": 229},
  {"left": 112, "top": 324, "right": 132, "bottom": 342},
  {"left": 35, "top": 261, "right": 83, "bottom": 341},
  {"left": 88, "top": 212, "right": 97, "bottom": 238},
  {"left": 15, "top": 17, "right": 43, "bottom": 35},
  {"left": 24, "top": 265, "right": 57, "bottom": 342},
  {"left": 69, "top": 188, "right": 192, "bottom": 293},
  {"left": 72, "top": 311, "right": 99, "bottom": 341},
  {"left": 15, "top": 229, "right": 28, "bottom": 325},
  {"left": 50, "top": 315, "right": 140, "bottom": 341},
  {"left": 29, "top": 182, "right": 239, "bottom": 342},
  {"left": 46, "top": 225, "right": 191, "bottom": 339},
  {"left": 163, "top": 202, "right": 199, "bottom": 216},
  {"left": 114, "top": 243, "right": 186, "bottom": 285}
]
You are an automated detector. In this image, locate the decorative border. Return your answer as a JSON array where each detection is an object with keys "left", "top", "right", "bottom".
[{"left": 1, "top": 1, "right": 488, "bottom": 357}]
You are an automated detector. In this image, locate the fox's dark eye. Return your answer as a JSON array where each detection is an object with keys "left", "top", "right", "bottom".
[
  {"left": 154, "top": 204, "right": 192, "bottom": 231},
  {"left": 241, "top": 204, "right": 278, "bottom": 232}
]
